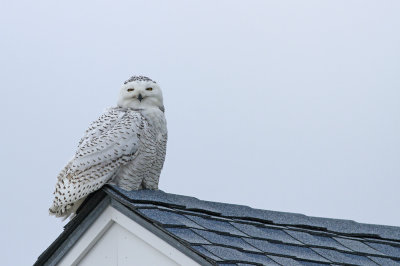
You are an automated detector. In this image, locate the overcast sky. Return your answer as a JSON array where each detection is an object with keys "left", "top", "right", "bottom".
[{"left": 1, "top": 1, "right": 399, "bottom": 265}]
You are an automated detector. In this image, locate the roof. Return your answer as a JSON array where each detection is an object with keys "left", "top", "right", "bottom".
[{"left": 36, "top": 185, "right": 400, "bottom": 265}]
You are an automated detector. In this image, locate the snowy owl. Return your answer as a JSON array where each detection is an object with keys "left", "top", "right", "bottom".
[{"left": 49, "top": 76, "right": 167, "bottom": 218}]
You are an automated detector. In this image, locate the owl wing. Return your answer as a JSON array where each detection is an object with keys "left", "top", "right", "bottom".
[{"left": 49, "top": 108, "right": 146, "bottom": 217}]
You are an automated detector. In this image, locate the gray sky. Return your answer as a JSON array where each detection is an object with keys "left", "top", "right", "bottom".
[{"left": 1, "top": 1, "right": 399, "bottom": 265}]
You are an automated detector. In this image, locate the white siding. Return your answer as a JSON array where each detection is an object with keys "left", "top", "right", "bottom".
[{"left": 78, "top": 222, "right": 179, "bottom": 266}]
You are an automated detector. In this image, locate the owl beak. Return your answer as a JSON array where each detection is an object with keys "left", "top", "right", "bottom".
[{"left": 137, "top": 93, "right": 144, "bottom": 102}]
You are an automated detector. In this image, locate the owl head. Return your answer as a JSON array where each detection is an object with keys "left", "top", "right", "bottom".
[{"left": 117, "top": 76, "right": 164, "bottom": 112}]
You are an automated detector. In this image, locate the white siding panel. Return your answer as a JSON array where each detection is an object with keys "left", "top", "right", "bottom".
[
  {"left": 118, "top": 222, "right": 179, "bottom": 266},
  {"left": 78, "top": 222, "right": 179, "bottom": 266},
  {"left": 77, "top": 222, "right": 118, "bottom": 266}
]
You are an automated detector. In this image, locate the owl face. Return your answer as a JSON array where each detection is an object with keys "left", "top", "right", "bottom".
[{"left": 117, "top": 77, "right": 164, "bottom": 111}]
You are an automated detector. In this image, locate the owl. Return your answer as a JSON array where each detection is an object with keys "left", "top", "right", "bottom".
[{"left": 49, "top": 76, "right": 168, "bottom": 219}]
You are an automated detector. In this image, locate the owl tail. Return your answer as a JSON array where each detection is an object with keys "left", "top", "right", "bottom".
[{"left": 49, "top": 197, "right": 87, "bottom": 221}]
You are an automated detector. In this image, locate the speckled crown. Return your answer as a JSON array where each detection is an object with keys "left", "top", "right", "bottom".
[{"left": 124, "top": 75, "right": 156, "bottom": 84}]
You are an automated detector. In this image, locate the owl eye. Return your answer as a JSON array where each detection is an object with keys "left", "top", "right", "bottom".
[
  {"left": 127, "top": 88, "right": 134, "bottom": 92},
  {"left": 146, "top": 87, "right": 153, "bottom": 91}
]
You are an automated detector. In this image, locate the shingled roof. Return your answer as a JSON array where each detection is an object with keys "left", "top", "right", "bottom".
[{"left": 36, "top": 185, "right": 400, "bottom": 265}]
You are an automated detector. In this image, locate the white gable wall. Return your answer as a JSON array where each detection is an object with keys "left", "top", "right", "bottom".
[
  {"left": 58, "top": 206, "right": 200, "bottom": 266},
  {"left": 78, "top": 222, "right": 179, "bottom": 266}
]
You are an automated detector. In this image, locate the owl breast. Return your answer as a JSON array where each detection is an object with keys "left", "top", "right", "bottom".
[{"left": 110, "top": 109, "right": 167, "bottom": 190}]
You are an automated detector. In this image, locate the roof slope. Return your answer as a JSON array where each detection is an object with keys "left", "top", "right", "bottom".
[{"left": 37, "top": 185, "right": 400, "bottom": 265}]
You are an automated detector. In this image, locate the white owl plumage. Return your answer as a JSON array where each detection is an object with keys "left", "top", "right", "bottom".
[{"left": 49, "top": 76, "right": 167, "bottom": 218}]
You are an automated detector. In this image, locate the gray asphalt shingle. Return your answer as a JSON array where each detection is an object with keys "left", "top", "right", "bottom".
[
  {"left": 243, "top": 238, "right": 330, "bottom": 263},
  {"left": 267, "top": 255, "right": 304, "bottom": 265},
  {"left": 368, "top": 256, "right": 400, "bottom": 266},
  {"left": 192, "top": 245, "right": 222, "bottom": 261},
  {"left": 333, "top": 237, "right": 383, "bottom": 255},
  {"left": 192, "top": 229, "right": 261, "bottom": 252},
  {"left": 165, "top": 228, "right": 210, "bottom": 244},
  {"left": 232, "top": 222, "right": 302, "bottom": 245},
  {"left": 203, "top": 245, "right": 279, "bottom": 265},
  {"left": 285, "top": 230, "right": 351, "bottom": 252},
  {"left": 185, "top": 215, "right": 247, "bottom": 236},
  {"left": 312, "top": 248, "right": 378, "bottom": 265},
  {"left": 137, "top": 208, "right": 204, "bottom": 229},
  {"left": 365, "top": 242, "right": 400, "bottom": 259},
  {"left": 298, "top": 261, "right": 330, "bottom": 266}
]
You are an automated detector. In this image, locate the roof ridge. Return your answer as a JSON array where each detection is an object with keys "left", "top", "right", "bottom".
[{"left": 104, "top": 185, "right": 400, "bottom": 243}]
